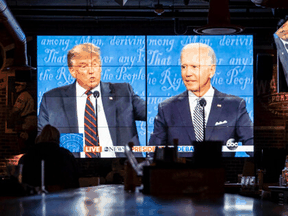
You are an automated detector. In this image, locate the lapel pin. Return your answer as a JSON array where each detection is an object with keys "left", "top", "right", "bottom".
[
  {"left": 109, "top": 97, "right": 113, "bottom": 100},
  {"left": 217, "top": 104, "right": 221, "bottom": 107}
]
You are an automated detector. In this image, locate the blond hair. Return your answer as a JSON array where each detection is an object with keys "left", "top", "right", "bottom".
[{"left": 67, "top": 43, "right": 101, "bottom": 68}]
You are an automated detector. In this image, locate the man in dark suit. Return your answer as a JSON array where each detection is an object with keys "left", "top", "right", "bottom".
[
  {"left": 149, "top": 43, "right": 253, "bottom": 155},
  {"left": 38, "top": 43, "right": 145, "bottom": 157}
]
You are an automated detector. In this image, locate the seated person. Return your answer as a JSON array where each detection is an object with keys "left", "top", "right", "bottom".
[{"left": 19, "top": 124, "right": 80, "bottom": 192}]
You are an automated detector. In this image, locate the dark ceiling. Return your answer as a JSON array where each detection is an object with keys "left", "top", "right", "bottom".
[{"left": 3, "top": 0, "right": 288, "bottom": 48}]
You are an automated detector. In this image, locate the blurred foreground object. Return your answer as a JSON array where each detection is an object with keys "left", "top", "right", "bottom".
[{"left": 143, "top": 141, "right": 225, "bottom": 196}]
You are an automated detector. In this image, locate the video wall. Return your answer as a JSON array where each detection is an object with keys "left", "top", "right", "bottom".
[{"left": 37, "top": 35, "right": 254, "bottom": 158}]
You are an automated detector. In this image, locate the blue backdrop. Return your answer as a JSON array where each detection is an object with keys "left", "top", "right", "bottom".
[{"left": 37, "top": 35, "right": 253, "bottom": 157}]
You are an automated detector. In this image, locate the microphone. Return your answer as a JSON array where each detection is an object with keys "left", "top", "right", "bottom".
[
  {"left": 92, "top": 91, "right": 100, "bottom": 127},
  {"left": 199, "top": 98, "right": 207, "bottom": 107},
  {"left": 93, "top": 90, "right": 100, "bottom": 98},
  {"left": 199, "top": 98, "right": 206, "bottom": 142}
]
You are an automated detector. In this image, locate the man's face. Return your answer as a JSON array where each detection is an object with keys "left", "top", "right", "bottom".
[
  {"left": 69, "top": 51, "right": 101, "bottom": 90},
  {"left": 15, "top": 83, "right": 26, "bottom": 93},
  {"left": 181, "top": 46, "right": 215, "bottom": 97}
]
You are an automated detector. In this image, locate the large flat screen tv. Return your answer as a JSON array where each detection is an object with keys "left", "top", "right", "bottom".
[{"left": 37, "top": 35, "right": 254, "bottom": 158}]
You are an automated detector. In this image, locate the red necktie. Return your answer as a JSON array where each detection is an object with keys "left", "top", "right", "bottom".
[{"left": 84, "top": 90, "right": 100, "bottom": 158}]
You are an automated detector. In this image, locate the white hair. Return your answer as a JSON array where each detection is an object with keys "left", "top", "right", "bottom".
[{"left": 181, "top": 43, "right": 216, "bottom": 65}]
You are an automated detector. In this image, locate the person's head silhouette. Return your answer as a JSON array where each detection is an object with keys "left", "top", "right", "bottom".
[{"left": 36, "top": 124, "right": 60, "bottom": 145}]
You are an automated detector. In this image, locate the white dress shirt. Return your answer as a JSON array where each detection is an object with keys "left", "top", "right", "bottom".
[
  {"left": 188, "top": 86, "right": 215, "bottom": 126},
  {"left": 76, "top": 82, "right": 116, "bottom": 158}
]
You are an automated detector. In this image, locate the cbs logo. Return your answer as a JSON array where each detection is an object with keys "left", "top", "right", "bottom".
[{"left": 226, "top": 138, "right": 238, "bottom": 150}]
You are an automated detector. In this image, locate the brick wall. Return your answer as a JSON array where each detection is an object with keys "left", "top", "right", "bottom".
[
  {"left": 0, "top": 79, "right": 20, "bottom": 175},
  {"left": 223, "top": 158, "right": 246, "bottom": 183}
]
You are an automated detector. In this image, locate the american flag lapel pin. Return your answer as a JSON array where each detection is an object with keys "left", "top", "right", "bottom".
[
  {"left": 217, "top": 104, "right": 221, "bottom": 107},
  {"left": 109, "top": 97, "right": 113, "bottom": 100}
]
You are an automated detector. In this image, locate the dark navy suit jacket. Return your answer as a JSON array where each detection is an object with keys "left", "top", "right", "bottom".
[
  {"left": 149, "top": 88, "right": 253, "bottom": 156},
  {"left": 38, "top": 81, "right": 146, "bottom": 149}
]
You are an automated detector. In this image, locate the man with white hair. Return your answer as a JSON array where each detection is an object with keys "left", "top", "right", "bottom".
[{"left": 149, "top": 43, "right": 253, "bottom": 154}]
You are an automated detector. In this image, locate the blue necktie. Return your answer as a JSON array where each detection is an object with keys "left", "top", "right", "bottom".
[{"left": 84, "top": 90, "right": 100, "bottom": 158}]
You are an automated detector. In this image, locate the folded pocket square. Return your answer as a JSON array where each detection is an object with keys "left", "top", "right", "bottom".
[{"left": 215, "top": 120, "right": 227, "bottom": 126}]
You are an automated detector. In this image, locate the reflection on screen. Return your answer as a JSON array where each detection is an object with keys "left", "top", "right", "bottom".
[{"left": 37, "top": 35, "right": 254, "bottom": 158}]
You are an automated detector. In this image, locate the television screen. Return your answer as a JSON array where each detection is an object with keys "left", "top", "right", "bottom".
[{"left": 37, "top": 35, "right": 254, "bottom": 158}]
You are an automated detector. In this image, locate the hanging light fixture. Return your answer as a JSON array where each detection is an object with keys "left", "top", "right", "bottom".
[
  {"left": 0, "top": 0, "right": 36, "bottom": 71},
  {"left": 194, "top": 0, "right": 244, "bottom": 35},
  {"left": 114, "top": 0, "right": 128, "bottom": 6},
  {"left": 251, "top": 0, "right": 288, "bottom": 8},
  {"left": 154, "top": 0, "right": 164, "bottom": 16}
]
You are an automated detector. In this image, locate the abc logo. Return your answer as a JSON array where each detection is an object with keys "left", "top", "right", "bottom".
[{"left": 226, "top": 138, "right": 238, "bottom": 150}]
